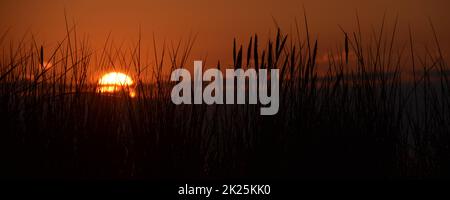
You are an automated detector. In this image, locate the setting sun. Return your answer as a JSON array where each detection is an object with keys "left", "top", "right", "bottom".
[
  {"left": 97, "top": 72, "right": 136, "bottom": 97},
  {"left": 99, "top": 72, "right": 134, "bottom": 86}
]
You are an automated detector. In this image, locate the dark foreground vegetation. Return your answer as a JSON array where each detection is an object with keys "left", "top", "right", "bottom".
[{"left": 0, "top": 16, "right": 449, "bottom": 179}]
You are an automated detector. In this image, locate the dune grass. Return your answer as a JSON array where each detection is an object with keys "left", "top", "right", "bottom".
[{"left": 0, "top": 15, "right": 449, "bottom": 179}]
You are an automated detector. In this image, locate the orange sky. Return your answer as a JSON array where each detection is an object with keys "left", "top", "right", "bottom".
[{"left": 1, "top": 0, "right": 450, "bottom": 70}]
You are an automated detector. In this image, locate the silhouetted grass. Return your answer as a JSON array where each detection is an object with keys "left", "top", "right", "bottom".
[{"left": 0, "top": 15, "right": 449, "bottom": 179}]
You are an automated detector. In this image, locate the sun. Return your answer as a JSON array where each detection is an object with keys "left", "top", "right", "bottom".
[
  {"left": 97, "top": 72, "right": 136, "bottom": 97},
  {"left": 99, "top": 72, "right": 134, "bottom": 86}
]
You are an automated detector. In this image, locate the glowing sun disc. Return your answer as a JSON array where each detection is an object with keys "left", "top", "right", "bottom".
[
  {"left": 97, "top": 72, "right": 136, "bottom": 97},
  {"left": 98, "top": 72, "right": 134, "bottom": 86}
]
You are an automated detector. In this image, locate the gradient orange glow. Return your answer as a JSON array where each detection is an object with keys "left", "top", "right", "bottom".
[{"left": 2, "top": 0, "right": 449, "bottom": 67}]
